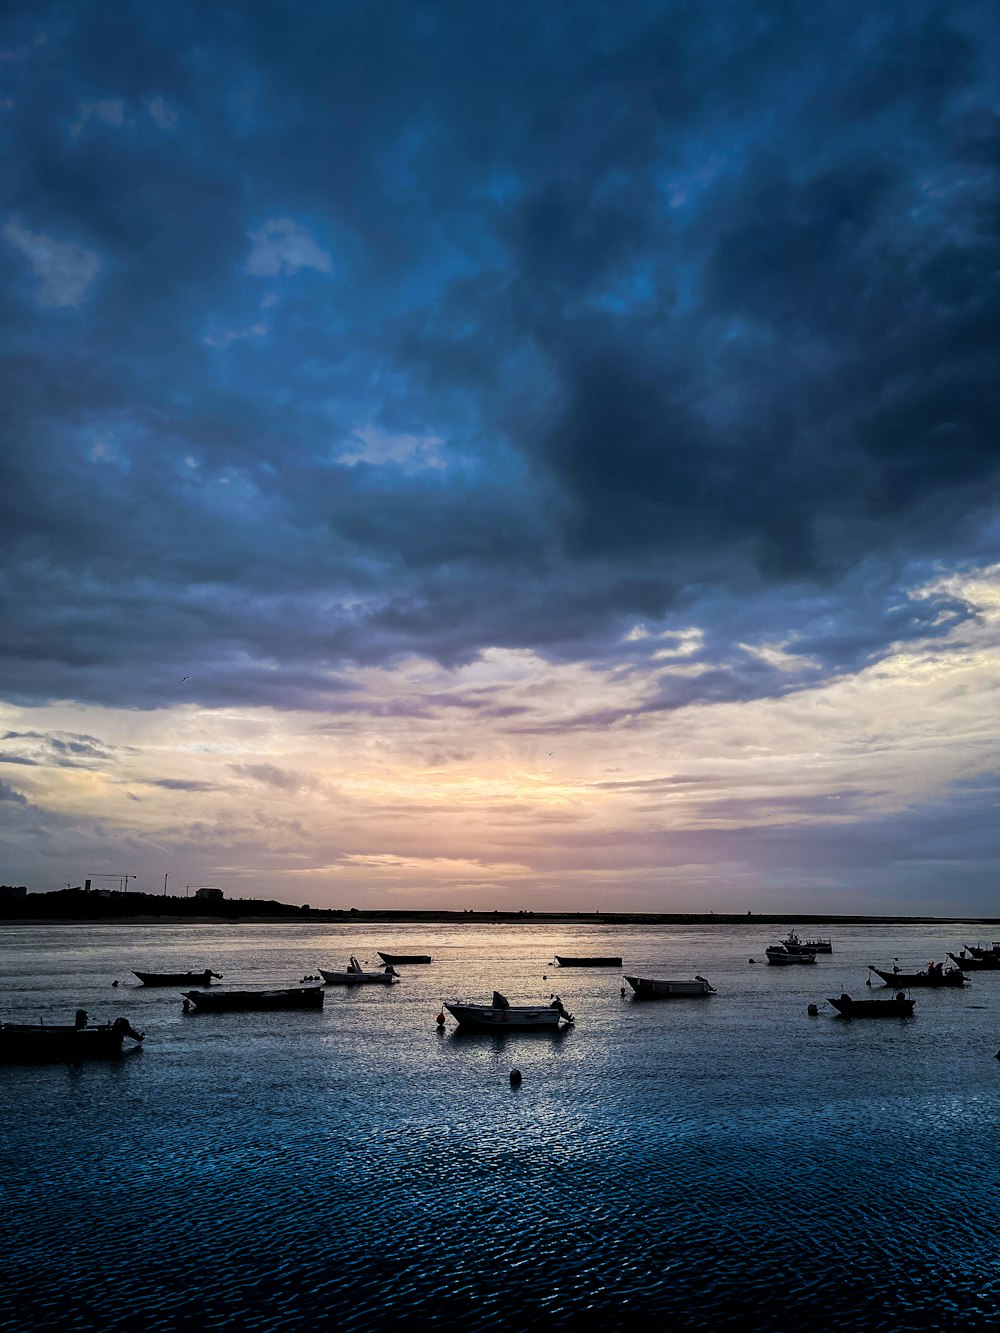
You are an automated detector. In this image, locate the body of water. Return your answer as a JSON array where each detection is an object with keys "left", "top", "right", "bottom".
[{"left": 2, "top": 921, "right": 999, "bottom": 1331}]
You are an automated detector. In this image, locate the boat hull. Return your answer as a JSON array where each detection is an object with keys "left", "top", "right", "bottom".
[
  {"left": 869, "top": 967, "right": 965, "bottom": 988},
  {"left": 0, "top": 1019, "right": 143, "bottom": 1061},
  {"left": 319, "top": 968, "right": 398, "bottom": 985},
  {"left": 444, "top": 1003, "right": 565, "bottom": 1030},
  {"left": 182, "top": 987, "right": 324, "bottom": 1011},
  {"left": 625, "top": 975, "right": 715, "bottom": 998},
  {"left": 554, "top": 956, "right": 622, "bottom": 967},
  {"left": 377, "top": 953, "right": 432, "bottom": 965},
  {"left": 133, "top": 970, "right": 219, "bottom": 986},
  {"left": 828, "top": 995, "right": 915, "bottom": 1018},
  {"left": 947, "top": 953, "right": 1000, "bottom": 971},
  {"left": 766, "top": 949, "right": 817, "bottom": 964}
]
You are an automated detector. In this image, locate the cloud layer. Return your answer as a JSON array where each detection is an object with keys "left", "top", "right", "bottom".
[{"left": 0, "top": 0, "right": 997, "bottom": 907}]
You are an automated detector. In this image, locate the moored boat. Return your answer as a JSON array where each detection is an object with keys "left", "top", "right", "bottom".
[
  {"left": 625, "top": 975, "right": 716, "bottom": 998},
  {"left": 828, "top": 992, "right": 915, "bottom": 1018},
  {"left": 965, "top": 942, "right": 1000, "bottom": 960},
  {"left": 444, "top": 991, "right": 574, "bottom": 1030},
  {"left": 947, "top": 951, "right": 1000, "bottom": 972},
  {"left": 765, "top": 944, "right": 817, "bottom": 965},
  {"left": 554, "top": 956, "right": 622, "bottom": 967},
  {"left": 802, "top": 936, "right": 833, "bottom": 953},
  {"left": 868, "top": 964, "right": 966, "bottom": 988},
  {"left": 320, "top": 957, "right": 399, "bottom": 985},
  {"left": 181, "top": 986, "right": 324, "bottom": 1012},
  {"left": 133, "top": 969, "right": 222, "bottom": 986},
  {"left": 0, "top": 1010, "right": 144, "bottom": 1061},
  {"left": 377, "top": 952, "right": 432, "bottom": 965}
]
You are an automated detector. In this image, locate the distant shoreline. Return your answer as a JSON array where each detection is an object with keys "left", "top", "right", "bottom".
[{"left": 5, "top": 911, "right": 999, "bottom": 928}]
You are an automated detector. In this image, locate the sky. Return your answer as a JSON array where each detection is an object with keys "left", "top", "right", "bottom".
[{"left": 1, "top": 1, "right": 998, "bottom": 914}]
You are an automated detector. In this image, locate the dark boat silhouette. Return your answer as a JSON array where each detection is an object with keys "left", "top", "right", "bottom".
[
  {"left": 377, "top": 952, "right": 432, "bottom": 965},
  {"left": 868, "top": 965, "right": 966, "bottom": 988},
  {"left": 181, "top": 986, "right": 324, "bottom": 1012},
  {"left": 829, "top": 992, "right": 915, "bottom": 1018},
  {"left": 133, "top": 969, "right": 222, "bottom": 986},
  {"left": 947, "top": 951, "right": 1000, "bottom": 972},
  {"left": 1, "top": 1010, "right": 144, "bottom": 1061},
  {"left": 554, "top": 956, "right": 622, "bottom": 967}
]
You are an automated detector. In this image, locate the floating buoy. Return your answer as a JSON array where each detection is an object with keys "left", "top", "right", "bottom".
[
  {"left": 509, "top": 1069, "right": 522, "bottom": 1087},
  {"left": 749, "top": 958, "right": 756, "bottom": 965},
  {"left": 620, "top": 984, "right": 626, "bottom": 998},
  {"left": 435, "top": 1011, "right": 445, "bottom": 1026},
  {"left": 112, "top": 979, "right": 119, "bottom": 987},
  {"left": 807, "top": 1004, "right": 819, "bottom": 1016}
]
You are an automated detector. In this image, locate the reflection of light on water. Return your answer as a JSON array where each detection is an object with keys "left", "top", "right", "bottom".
[{"left": 3, "top": 920, "right": 1000, "bottom": 1329}]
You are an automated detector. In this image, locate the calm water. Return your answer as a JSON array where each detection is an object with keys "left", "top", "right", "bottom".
[{"left": 2, "top": 921, "right": 999, "bottom": 1331}]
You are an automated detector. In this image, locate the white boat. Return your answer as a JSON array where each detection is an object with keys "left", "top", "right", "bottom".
[
  {"left": 625, "top": 974, "right": 716, "bottom": 998},
  {"left": 444, "top": 991, "right": 574, "bottom": 1030},
  {"left": 319, "top": 956, "right": 399, "bottom": 986},
  {"left": 765, "top": 944, "right": 817, "bottom": 965}
]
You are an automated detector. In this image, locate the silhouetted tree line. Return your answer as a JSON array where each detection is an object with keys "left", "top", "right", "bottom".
[{"left": 0, "top": 888, "right": 325, "bottom": 921}]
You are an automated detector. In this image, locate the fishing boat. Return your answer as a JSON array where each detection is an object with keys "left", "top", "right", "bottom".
[
  {"left": 965, "top": 942, "right": 1000, "bottom": 959},
  {"left": 625, "top": 975, "right": 716, "bottom": 998},
  {"left": 776, "top": 930, "right": 827, "bottom": 956},
  {"left": 553, "top": 956, "right": 622, "bottom": 967},
  {"left": 377, "top": 952, "right": 432, "bottom": 965},
  {"left": 947, "top": 951, "right": 1000, "bottom": 972},
  {"left": 765, "top": 944, "right": 817, "bottom": 965},
  {"left": 133, "top": 969, "right": 222, "bottom": 986},
  {"left": 0, "top": 1010, "right": 144, "bottom": 1061},
  {"left": 444, "top": 991, "right": 574, "bottom": 1030},
  {"left": 828, "top": 992, "right": 915, "bottom": 1018},
  {"left": 319, "top": 957, "right": 399, "bottom": 985},
  {"left": 181, "top": 986, "right": 324, "bottom": 1012},
  {"left": 868, "top": 964, "right": 966, "bottom": 988}
]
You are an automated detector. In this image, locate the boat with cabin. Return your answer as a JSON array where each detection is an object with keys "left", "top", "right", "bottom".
[
  {"left": 828, "top": 992, "right": 915, "bottom": 1018},
  {"left": 765, "top": 944, "right": 817, "bottom": 965},
  {"left": 965, "top": 942, "right": 1000, "bottom": 960},
  {"left": 319, "top": 957, "right": 399, "bottom": 985},
  {"left": 625, "top": 975, "right": 716, "bottom": 998},
  {"left": 377, "top": 952, "right": 432, "bottom": 965},
  {"left": 444, "top": 991, "right": 574, "bottom": 1030},
  {"left": 181, "top": 986, "right": 325, "bottom": 1012},
  {"left": 0, "top": 1010, "right": 144, "bottom": 1060},
  {"left": 133, "top": 969, "right": 222, "bottom": 986},
  {"left": 554, "top": 956, "right": 622, "bottom": 967},
  {"left": 868, "top": 964, "right": 966, "bottom": 988}
]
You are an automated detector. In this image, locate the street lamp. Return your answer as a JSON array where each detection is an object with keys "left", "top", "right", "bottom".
[{"left": 163, "top": 871, "right": 171, "bottom": 897}]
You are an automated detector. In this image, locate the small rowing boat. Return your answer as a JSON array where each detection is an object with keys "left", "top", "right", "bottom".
[
  {"left": 444, "top": 991, "right": 574, "bottom": 1030},
  {"left": 377, "top": 952, "right": 432, "bottom": 965},
  {"left": 319, "top": 957, "right": 399, "bottom": 985},
  {"left": 133, "top": 969, "right": 222, "bottom": 986},
  {"left": 828, "top": 992, "right": 915, "bottom": 1018},
  {"left": 625, "top": 975, "right": 716, "bottom": 998},
  {"left": 181, "top": 986, "right": 324, "bottom": 1012},
  {"left": 553, "top": 956, "right": 622, "bottom": 968}
]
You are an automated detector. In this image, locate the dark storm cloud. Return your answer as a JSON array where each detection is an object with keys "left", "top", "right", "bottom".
[{"left": 0, "top": 0, "right": 997, "bottom": 710}]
